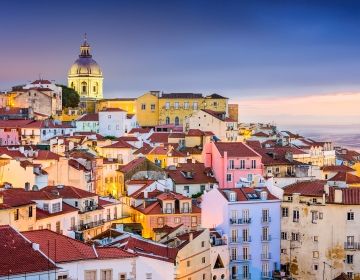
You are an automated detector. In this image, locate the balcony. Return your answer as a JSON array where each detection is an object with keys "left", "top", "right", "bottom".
[
  {"left": 261, "top": 272, "right": 272, "bottom": 279},
  {"left": 211, "top": 238, "right": 227, "bottom": 246},
  {"left": 163, "top": 208, "right": 175, "bottom": 214},
  {"left": 261, "top": 253, "right": 272, "bottom": 260},
  {"left": 71, "top": 219, "right": 105, "bottom": 231},
  {"left": 261, "top": 235, "right": 272, "bottom": 242},
  {"left": 261, "top": 216, "right": 271, "bottom": 223},
  {"left": 230, "top": 218, "right": 252, "bottom": 225},
  {"left": 180, "top": 208, "right": 191, "bottom": 213},
  {"left": 231, "top": 255, "right": 252, "bottom": 263},
  {"left": 233, "top": 274, "right": 251, "bottom": 280},
  {"left": 344, "top": 242, "right": 360, "bottom": 250}
]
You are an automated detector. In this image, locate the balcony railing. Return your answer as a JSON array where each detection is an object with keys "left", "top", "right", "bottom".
[
  {"left": 344, "top": 242, "right": 360, "bottom": 250},
  {"left": 261, "top": 253, "right": 272, "bottom": 260},
  {"left": 261, "top": 216, "right": 272, "bottom": 223},
  {"left": 233, "top": 274, "right": 251, "bottom": 280},
  {"left": 71, "top": 219, "right": 105, "bottom": 231},
  {"left": 231, "top": 255, "right": 252, "bottom": 262},
  {"left": 242, "top": 236, "right": 252, "bottom": 243},
  {"left": 261, "top": 272, "right": 272, "bottom": 279},
  {"left": 230, "top": 218, "right": 252, "bottom": 225},
  {"left": 211, "top": 238, "right": 227, "bottom": 246},
  {"left": 261, "top": 235, "right": 272, "bottom": 242}
]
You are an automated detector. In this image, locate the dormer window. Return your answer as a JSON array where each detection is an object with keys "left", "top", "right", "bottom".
[
  {"left": 229, "top": 192, "right": 236, "bottom": 202},
  {"left": 52, "top": 202, "right": 61, "bottom": 213}
]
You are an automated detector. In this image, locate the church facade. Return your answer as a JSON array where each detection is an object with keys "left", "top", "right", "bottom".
[{"left": 68, "top": 36, "right": 103, "bottom": 101}]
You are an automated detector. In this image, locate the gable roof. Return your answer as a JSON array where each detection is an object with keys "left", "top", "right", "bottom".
[
  {"left": 0, "top": 226, "right": 57, "bottom": 276},
  {"left": 329, "top": 172, "right": 360, "bottom": 184},
  {"left": 23, "top": 229, "right": 135, "bottom": 263},
  {"left": 283, "top": 180, "right": 327, "bottom": 197},
  {"left": 167, "top": 162, "right": 218, "bottom": 185},
  {"left": 41, "top": 185, "right": 97, "bottom": 199},
  {"left": 214, "top": 142, "right": 260, "bottom": 158},
  {"left": 147, "top": 133, "right": 170, "bottom": 144},
  {"left": 322, "top": 165, "right": 355, "bottom": 172},
  {"left": 102, "top": 140, "right": 135, "bottom": 149}
]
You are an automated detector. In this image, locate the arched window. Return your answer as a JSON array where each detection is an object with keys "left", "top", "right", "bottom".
[
  {"left": 174, "top": 116, "right": 179, "bottom": 126},
  {"left": 93, "top": 82, "right": 98, "bottom": 93},
  {"left": 71, "top": 82, "right": 75, "bottom": 89},
  {"left": 81, "top": 82, "right": 87, "bottom": 94},
  {"left": 166, "top": 117, "right": 170, "bottom": 125}
]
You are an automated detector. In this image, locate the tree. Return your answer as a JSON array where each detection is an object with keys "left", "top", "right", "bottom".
[{"left": 58, "top": 84, "right": 80, "bottom": 108}]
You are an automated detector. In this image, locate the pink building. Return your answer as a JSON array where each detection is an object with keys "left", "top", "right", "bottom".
[
  {"left": 0, "top": 120, "right": 32, "bottom": 145},
  {"left": 203, "top": 141, "right": 263, "bottom": 188}
]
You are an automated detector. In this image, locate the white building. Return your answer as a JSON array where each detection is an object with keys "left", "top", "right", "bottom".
[
  {"left": 184, "top": 109, "right": 238, "bottom": 142},
  {"left": 99, "top": 108, "right": 127, "bottom": 137},
  {"left": 76, "top": 113, "right": 99, "bottom": 133},
  {"left": 281, "top": 180, "right": 360, "bottom": 280},
  {"left": 202, "top": 187, "right": 281, "bottom": 280}
]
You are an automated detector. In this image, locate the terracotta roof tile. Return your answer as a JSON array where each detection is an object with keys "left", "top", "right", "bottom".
[
  {"left": 77, "top": 113, "right": 99, "bottom": 122},
  {"left": 0, "top": 226, "right": 57, "bottom": 276},
  {"left": 283, "top": 180, "right": 327, "bottom": 197},
  {"left": 214, "top": 142, "right": 260, "bottom": 158}
]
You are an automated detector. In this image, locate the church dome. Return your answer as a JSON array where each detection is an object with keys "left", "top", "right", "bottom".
[{"left": 68, "top": 37, "right": 103, "bottom": 77}]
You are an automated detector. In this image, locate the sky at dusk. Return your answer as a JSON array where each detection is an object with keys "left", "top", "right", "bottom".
[{"left": 1, "top": 0, "right": 360, "bottom": 126}]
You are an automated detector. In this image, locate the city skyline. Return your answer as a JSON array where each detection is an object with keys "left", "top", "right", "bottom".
[{"left": 1, "top": 0, "right": 360, "bottom": 126}]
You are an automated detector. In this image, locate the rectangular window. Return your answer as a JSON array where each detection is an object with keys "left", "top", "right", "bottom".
[
  {"left": 281, "top": 232, "right": 288, "bottom": 240},
  {"left": 243, "top": 265, "right": 249, "bottom": 278},
  {"left": 231, "top": 247, "right": 237, "bottom": 260},
  {"left": 145, "top": 273, "right": 152, "bottom": 279},
  {"left": 347, "top": 212, "right": 354, "bottom": 221},
  {"left": 43, "top": 203, "right": 49, "bottom": 211},
  {"left": 184, "top": 102, "right": 189, "bottom": 109},
  {"left": 282, "top": 207, "right": 289, "bottom": 217},
  {"left": 100, "top": 270, "right": 112, "bottom": 280},
  {"left": 251, "top": 159, "right": 256, "bottom": 169},
  {"left": 346, "top": 255, "right": 353, "bottom": 264},
  {"left": 165, "top": 102, "right": 170, "bottom": 109},
  {"left": 151, "top": 104, "right": 155, "bottom": 111},
  {"left": 52, "top": 202, "right": 61, "bottom": 213},
  {"left": 226, "top": 174, "right": 232, "bottom": 182},
  {"left": 293, "top": 210, "right": 299, "bottom": 222},
  {"left": 193, "top": 102, "right": 198, "bottom": 110},
  {"left": 141, "top": 104, "right": 146, "bottom": 110},
  {"left": 262, "top": 209, "right": 269, "bottom": 222},
  {"left": 184, "top": 185, "right": 190, "bottom": 193},
  {"left": 314, "top": 236, "right": 319, "bottom": 242},
  {"left": 56, "top": 221, "right": 61, "bottom": 233},
  {"left": 202, "top": 257, "right": 206, "bottom": 263},
  {"left": 14, "top": 209, "right": 19, "bottom": 221},
  {"left": 291, "top": 232, "right": 300, "bottom": 241},
  {"left": 229, "top": 159, "right": 234, "bottom": 169},
  {"left": 108, "top": 115, "right": 111, "bottom": 119},
  {"left": 191, "top": 216, "right": 197, "bottom": 227},
  {"left": 313, "top": 251, "right": 319, "bottom": 259},
  {"left": 29, "top": 206, "right": 33, "bottom": 218},
  {"left": 85, "top": 271, "right": 97, "bottom": 280},
  {"left": 119, "top": 275, "right": 126, "bottom": 280},
  {"left": 311, "top": 211, "right": 318, "bottom": 223},
  {"left": 231, "top": 229, "right": 238, "bottom": 243},
  {"left": 239, "top": 160, "right": 245, "bottom": 169},
  {"left": 174, "top": 102, "right": 179, "bottom": 109}
]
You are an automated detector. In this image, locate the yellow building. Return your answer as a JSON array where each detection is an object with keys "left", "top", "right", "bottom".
[
  {"left": 68, "top": 35, "right": 104, "bottom": 101},
  {"left": 135, "top": 92, "right": 228, "bottom": 127},
  {"left": 96, "top": 98, "right": 136, "bottom": 114}
]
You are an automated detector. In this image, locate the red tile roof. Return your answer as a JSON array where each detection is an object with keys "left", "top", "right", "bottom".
[
  {"left": 117, "top": 235, "right": 177, "bottom": 262},
  {"left": 118, "top": 157, "right": 146, "bottom": 173},
  {"left": 202, "top": 109, "right": 236, "bottom": 122},
  {"left": 117, "top": 136, "right": 139, "bottom": 142},
  {"left": 36, "top": 202, "right": 78, "bottom": 219},
  {"left": 23, "top": 120, "right": 75, "bottom": 129},
  {"left": 187, "top": 129, "right": 214, "bottom": 137},
  {"left": 0, "top": 119, "right": 33, "bottom": 128},
  {"left": 23, "top": 230, "right": 135, "bottom": 263},
  {"left": 41, "top": 185, "right": 97, "bottom": 199},
  {"left": 252, "top": 132, "right": 269, "bottom": 137},
  {"left": 283, "top": 180, "right": 327, "bottom": 197},
  {"left": 167, "top": 162, "right": 218, "bottom": 185},
  {"left": 77, "top": 113, "right": 99, "bottom": 122},
  {"left": 102, "top": 140, "right": 135, "bottom": 149},
  {"left": 100, "top": 108, "right": 126, "bottom": 112},
  {"left": 168, "top": 132, "right": 185, "bottom": 138},
  {"left": 0, "top": 226, "right": 57, "bottom": 276},
  {"left": 33, "top": 150, "right": 61, "bottom": 161},
  {"left": 0, "top": 147, "right": 25, "bottom": 158},
  {"left": 328, "top": 187, "right": 360, "bottom": 205},
  {"left": 329, "top": 172, "right": 360, "bottom": 184},
  {"left": 128, "top": 127, "right": 152, "bottom": 134},
  {"left": 220, "top": 187, "right": 278, "bottom": 201},
  {"left": 322, "top": 165, "right": 355, "bottom": 172},
  {"left": 147, "top": 132, "right": 170, "bottom": 143},
  {"left": 134, "top": 143, "right": 153, "bottom": 155},
  {"left": 30, "top": 79, "right": 52, "bottom": 84},
  {"left": 214, "top": 142, "right": 261, "bottom": 158}
]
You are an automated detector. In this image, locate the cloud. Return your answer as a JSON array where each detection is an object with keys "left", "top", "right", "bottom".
[{"left": 234, "top": 92, "right": 360, "bottom": 126}]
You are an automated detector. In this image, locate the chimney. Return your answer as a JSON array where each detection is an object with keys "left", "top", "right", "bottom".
[
  {"left": 189, "top": 232, "right": 193, "bottom": 241},
  {"left": 24, "top": 182, "right": 30, "bottom": 191},
  {"left": 32, "top": 243, "right": 40, "bottom": 251},
  {"left": 334, "top": 189, "right": 343, "bottom": 204}
]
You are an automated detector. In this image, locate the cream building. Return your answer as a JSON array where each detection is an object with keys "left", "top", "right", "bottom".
[
  {"left": 281, "top": 180, "right": 360, "bottom": 280},
  {"left": 68, "top": 36, "right": 103, "bottom": 101}
]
